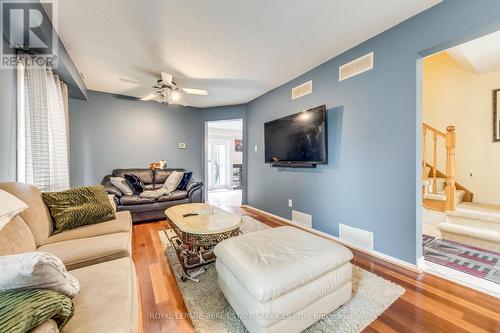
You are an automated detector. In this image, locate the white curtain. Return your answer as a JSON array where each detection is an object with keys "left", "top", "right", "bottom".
[{"left": 17, "top": 58, "right": 70, "bottom": 191}]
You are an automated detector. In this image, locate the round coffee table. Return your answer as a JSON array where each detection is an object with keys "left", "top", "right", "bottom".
[{"left": 164, "top": 203, "right": 241, "bottom": 281}]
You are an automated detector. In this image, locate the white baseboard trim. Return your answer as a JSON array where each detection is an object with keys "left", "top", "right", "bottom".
[
  {"left": 242, "top": 205, "right": 422, "bottom": 273},
  {"left": 422, "top": 260, "right": 500, "bottom": 298},
  {"left": 416, "top": 256, "right": 427, "bottom": 271}
]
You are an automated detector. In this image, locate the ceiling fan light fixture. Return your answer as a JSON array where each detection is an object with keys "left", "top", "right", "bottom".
[
  {"left": 142, "top": 72, "right": 208, "bottom": 105},
  {"left": 171, "top": 90, "right": 181, "bottom": 101},
  {"left": 182, "top": 88, "right": 208, "bottom": 95}
]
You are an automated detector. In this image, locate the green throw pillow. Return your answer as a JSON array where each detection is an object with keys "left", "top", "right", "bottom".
[
  {"left": 0, "top": 289, "right": 74, "bottom": 333},
  {"left": 42, "top": 185, "right": 116, "bottom": 233}
]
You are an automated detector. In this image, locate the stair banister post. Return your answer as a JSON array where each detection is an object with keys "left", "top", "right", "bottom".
[
  {"left": 422, "top": 127, "right": 427, "bottom": 180},
  {"left": 432, "top": 132, "right": 438, "bottom": 193},
  {"left": 445, "top": 126, "right": 456, "bottom": 211}
]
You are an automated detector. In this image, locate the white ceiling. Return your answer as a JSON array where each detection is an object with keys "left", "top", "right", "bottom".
[
  {"left": 55, "top": 0, "right": 440, "bottom": 107},
  {"left": 447, "top": 30, "right": 500, "bottom": 75}
]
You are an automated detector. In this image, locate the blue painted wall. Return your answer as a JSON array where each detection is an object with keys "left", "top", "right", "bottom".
[
  {"left": 4, "top": 0, "right": 500, "bottom": 265},
  {"left": 69, "top": 93, "right": 248, "bottom": 191},
  {"left": 245, "top": 0, "right": 500, "bottom": 263},
  {"left": 200, "top": 105, "right": 247, "bottom": 123},
  {"left": 69, "top": 91, "right": 203, "bottom": 186}
]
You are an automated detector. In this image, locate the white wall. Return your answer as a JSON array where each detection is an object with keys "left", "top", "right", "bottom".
[
  {"left": 206, "top": 126, "right": 243, "bottom": 189},
  {"left": 207, "top": 127, "right": 243, "bottom": 165},
  {"left": 423, "top": 52, "right": 500, "bottom": 204}
]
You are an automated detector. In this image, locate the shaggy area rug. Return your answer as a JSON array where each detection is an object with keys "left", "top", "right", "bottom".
[{"left": 160, "top": 216, "right": 405, "bottom": 333}]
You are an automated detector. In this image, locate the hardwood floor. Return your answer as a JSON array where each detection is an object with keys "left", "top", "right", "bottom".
[{"left": 132, "top": 207, "right": 500, "bottom": 333}]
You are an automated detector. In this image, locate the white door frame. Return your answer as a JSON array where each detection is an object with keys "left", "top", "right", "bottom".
[
  {"left": 204, "top": 118, "right": 244, "bottom": 200},
  {"left": 207, "top": 137, "right": 232, "bottom": 190}
]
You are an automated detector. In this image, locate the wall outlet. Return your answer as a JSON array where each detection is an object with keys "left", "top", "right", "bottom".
[
  {"left": 288, "top": 199, "right": 293, "bottom": 207},
  {"left": 178, "top": 143, "right": 187, "bottom": 149},
  {"left": 254, "top": 145, "right": 258, "bottom": 152}
]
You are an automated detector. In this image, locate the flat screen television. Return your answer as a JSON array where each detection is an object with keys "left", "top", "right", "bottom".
[{"left": 264, "top": 105, "right": 327, "bottom": 167}]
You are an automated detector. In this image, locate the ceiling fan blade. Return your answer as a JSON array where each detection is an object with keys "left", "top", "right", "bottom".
[
  {"left": 182, "top": 88, "right": 208, "bottom": 96},
  {"left": 169, "top": 91, "right": 188, "bottom": 106},
  {"left": 141, "top": 93, "right": 157, "bottom": 101},
  {"left": 161, "top": 72, "right": 173, "bottom": 85}
]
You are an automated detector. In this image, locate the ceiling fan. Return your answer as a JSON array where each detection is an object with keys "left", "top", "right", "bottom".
[{"left": 141, "top": 72, "right": 207, "bottom": 105}]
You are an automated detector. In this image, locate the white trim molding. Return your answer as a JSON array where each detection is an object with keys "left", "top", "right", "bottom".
[
  {"left": 242, "top": 205, "right": 422, "bottom": 273},
  {"left": 417, "top": 256, "right": 427, "bottom": 271}
]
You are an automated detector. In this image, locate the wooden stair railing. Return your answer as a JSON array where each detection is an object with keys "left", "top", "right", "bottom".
[
  {"left": 424, "top": 163, "right": 474, "bottom": 203},
  {"left": 422, "top": 124, "right": 456, "bottom": 211}
]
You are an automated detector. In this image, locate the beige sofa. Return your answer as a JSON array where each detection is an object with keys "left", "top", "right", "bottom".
[{"left": 0, "top": 182, "right": 138, "bottom": 333}]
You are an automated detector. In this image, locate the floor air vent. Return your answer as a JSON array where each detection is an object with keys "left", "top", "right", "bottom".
[
  {"left": 291, "top": 80, "right": 312, "bottom": 100},
  {"left": 339, "top": 223, "right": 374, "bottom": 249},
  {"left": 292, "top": 210, "right": 312, "bottom": 228},
  {"left": 339, "top": 52, "right": 374, "bottom": 81}
]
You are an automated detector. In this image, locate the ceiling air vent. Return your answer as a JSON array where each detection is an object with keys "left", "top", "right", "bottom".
[
  {"left": 291, "top": 80, "right": 312, "bottom": 100},
  {"left": 339, "top": 52, "right": 374, "bottom": 81}
]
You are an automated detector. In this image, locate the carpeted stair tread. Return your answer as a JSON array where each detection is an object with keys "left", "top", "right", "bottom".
[
  {"left": 423, "top": 178, "right": 446, "bottom": 193},
  {"left": 423, "top": 189, "right": 465, "bottom": 204},
  {"left": 423, "top": 177, "right": 446, "bottom": 184},
  {"left": 437, "top": 223, "right": 500, "bottom": 243},
  {"left": 450, "top": 202, "right": 500, "bottom": 224}
]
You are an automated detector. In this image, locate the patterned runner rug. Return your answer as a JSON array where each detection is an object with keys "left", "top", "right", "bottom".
[{"left": 423, "top": 235, "right": 500, "bottom": 284}]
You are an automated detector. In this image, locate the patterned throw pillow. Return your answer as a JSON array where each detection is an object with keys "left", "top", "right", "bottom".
[
  {"left": 110, "top": 176, "right": 133, "bottom": 195},
  {"left": 139, "top": 187, "right": 169, "bottom": 199},
  {"left": 0, "top": 289, "right": 74, "bottom": 332},
  {"left": 42, "top": 185, "right": 116, "bottom": 233},
  {"left": 0, "top": 252, "right": 80, "bottom": 298},
  {"left": 107, "top": 194, "right": 117, "bottom": 212},
  {"left": 124, "top": 174, "right": 145, "bottom": 195},
  {"left": 163, "top": 171, "right": 184, "bottom": 193},
  {"left": 176, "top": 172, "right": 193, "bottom": 190}
]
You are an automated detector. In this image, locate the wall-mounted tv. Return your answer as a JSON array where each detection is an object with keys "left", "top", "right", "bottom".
[{"left": 264, "top": 105, "right": 327, "bottom": 168}]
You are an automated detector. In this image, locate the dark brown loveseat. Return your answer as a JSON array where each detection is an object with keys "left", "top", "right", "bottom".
[{"left": 101, "top": 168, "right": 203, "bottom": 222}]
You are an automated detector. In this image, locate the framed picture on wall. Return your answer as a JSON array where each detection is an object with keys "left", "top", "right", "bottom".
[
  {"left": 235, "top": 139, "right": 243, "bottom": 152},
  {"left": 494, "top": 89, "right": 500, "bottom": 142}
]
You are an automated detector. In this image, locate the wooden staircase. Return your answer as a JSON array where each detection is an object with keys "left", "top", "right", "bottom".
[
  {"left": 423, "top": 123, "right": 500, "bottom": 251},
  {"left": 422, "top": 123, "right": 473, "bottom": 212}
]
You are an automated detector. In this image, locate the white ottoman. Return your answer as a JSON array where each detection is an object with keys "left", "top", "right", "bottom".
[{"left": 214, "top": 226, "right": 353, "bottom": 333}]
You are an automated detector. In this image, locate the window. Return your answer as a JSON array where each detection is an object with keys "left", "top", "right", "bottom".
[
  {"left": 207, "top": 139, "right": 230, "bottom": 189},
  {"left": 17, "top": 58, "right": 70, "bottom": 191}
]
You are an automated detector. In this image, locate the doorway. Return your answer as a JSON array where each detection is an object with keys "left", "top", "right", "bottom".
[
  {"left": 419, "top": 30, "right": 500, "bottom": 296},
  {"left": 205, "top": 119, "right": 243, "bottom": 209}
]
